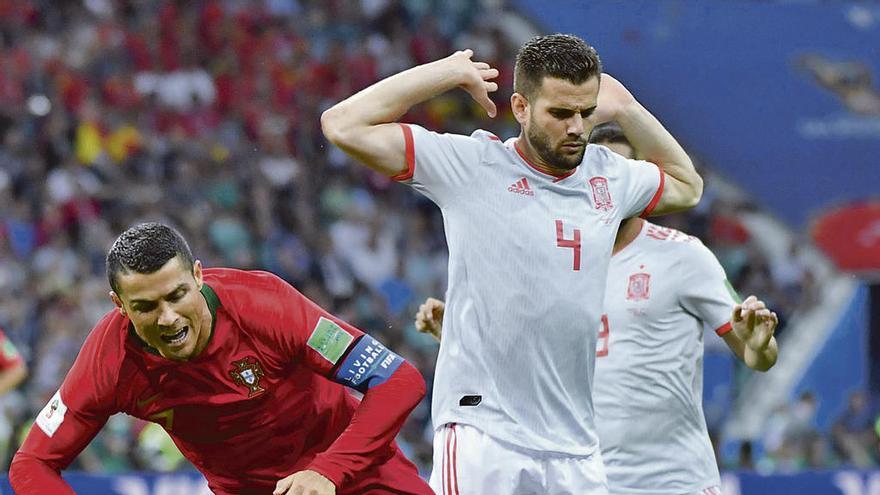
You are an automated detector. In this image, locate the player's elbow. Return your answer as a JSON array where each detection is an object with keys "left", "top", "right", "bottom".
[
  {"left": 403, "top": 361, "right": 427, "bottom": 402},
  {"left": 680, "top": 165, "right": 704, "bottom": 209},
  {"left": 10, "top": 450, "right": 52, "bottom": 490},
  {"left": 321, "top": 106, "right": 353, "bottom": 148}
]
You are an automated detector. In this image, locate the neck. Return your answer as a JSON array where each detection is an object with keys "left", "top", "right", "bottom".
[
  {"left": 612, "top": 217, "right": 644, "bottom": 255},
  {"left": 515, "top": 134, "right": 573, "bottom": 178},
  {"left": 191, "top": 295, "right": 214, "bottom": 357}
]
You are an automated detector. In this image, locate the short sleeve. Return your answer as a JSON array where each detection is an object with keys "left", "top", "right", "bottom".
[
  {"left": 591, "top": 145, "right": 664, "bottom": 219},
  {"left": 678, "top": 242, "right": 740, "bottom": 335},
  {"left": 394, "top": 124, "right": 486, "bottom": 208}
]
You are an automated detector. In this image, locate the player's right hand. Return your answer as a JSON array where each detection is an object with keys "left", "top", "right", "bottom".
[
  {"left": 273, "top": 470, "right": 335, "bottom": 495},
  {"left": 447, "top": 49, "right": 499, "bottom": 118},
  {"left": 415, "top": 297, "right": 445, "bottom": 342}
]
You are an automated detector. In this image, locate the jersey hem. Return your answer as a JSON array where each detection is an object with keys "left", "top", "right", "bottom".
[{"left": 433, "top": 414, "right": 599, "bottom": 458}]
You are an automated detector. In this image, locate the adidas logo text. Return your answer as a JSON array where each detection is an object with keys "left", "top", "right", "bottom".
[{"left": 508, "top": 178, "right": 535, "bottom": 196}]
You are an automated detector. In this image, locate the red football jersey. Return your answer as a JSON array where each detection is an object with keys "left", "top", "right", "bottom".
[{"left": 13, "top": 268, "right": 430, "bottom": 495}]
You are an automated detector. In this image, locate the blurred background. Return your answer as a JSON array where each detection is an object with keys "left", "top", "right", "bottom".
[{"left": 0, "top": 0, "right": 877, "bottom": 494}]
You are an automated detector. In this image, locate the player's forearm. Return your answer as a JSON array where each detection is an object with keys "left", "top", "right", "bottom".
[
  {"left": 306, "top": 361, "right": 426, "bottom": 487},
  {"left": 615, "top": 101, "right": 703, "bottom": 207},
  {"left": 0, "top": 363, "right": 27, "bottom": 395},
  {"left": 322, "top": 56, "right": 466, "bottom": 142},
  {"left": 9, "top": 452, "right": 76, "bottom": 494},
  {"left": 744, "top": 337, "right": 778, "bottom": 372}
]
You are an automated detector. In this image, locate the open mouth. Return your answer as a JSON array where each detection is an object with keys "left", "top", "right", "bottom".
[{"left": 160, "top": 326, "right": 189, "bottom": 346}]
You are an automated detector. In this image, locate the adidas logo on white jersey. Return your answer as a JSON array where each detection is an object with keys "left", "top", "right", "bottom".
[{"left": 508, "top": 177, "right": 534, "bottom": 196}]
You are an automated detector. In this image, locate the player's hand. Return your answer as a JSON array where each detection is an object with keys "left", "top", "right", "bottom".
[
  {"left": 447, "top": 49, "right": 499, "bottom": 118},
  {"left": 415, "top": 297, "right": 445, "bottom": 342},
  {"left": 586, "top": 74, "right": 637, "bottom": 127},
  {"left": 731, "top": 295, "right": 778, "bottom": 352},
  {"left": 273, "top": 470, "right": 336, "bottom": 495}
]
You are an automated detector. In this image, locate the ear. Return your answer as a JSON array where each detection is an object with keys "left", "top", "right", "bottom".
[
  {"left": 109, "top": 291, "right": 126, "bottom": 316},
  {"left": 511, "top": 93, "right": 529, "bottom": 126},
  {"left": 193, "top": 260, "right": 203, "bottom": 289}
]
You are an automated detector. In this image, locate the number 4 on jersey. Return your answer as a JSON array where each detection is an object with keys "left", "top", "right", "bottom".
[{"left": 555, "top": 220, "right": 581, "bottom": 271}]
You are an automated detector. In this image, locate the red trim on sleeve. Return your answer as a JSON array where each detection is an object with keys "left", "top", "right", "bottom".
[
  {"left": 715, "top": 321, "right": 733, "bottom": 336},
  {"left": 391, "top": 123, "right": 416, "bottom": 182},
  {"left": 639, "top": 164, "right": 665, "bottom": 218}
]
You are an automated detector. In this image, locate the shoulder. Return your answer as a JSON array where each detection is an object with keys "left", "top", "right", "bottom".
[
  {"left": 203, "top": 267, "right": 303, "bottom": 327},
  {"left": 81, "top": 310, "right": 129, "bottom": 363},
  {"left": 62, "top": 310, "right": 128, "bottom": 409},
  {"left": 641, "top": 223, "right": 723, "bottom": 272},
  {"left": 582, "top": 144, "right": 657, "bottom": 178},
  {"left": 408, "top": 124, "right": 503, "bottom": 152},
  {"left": 203, "top": 267, "right": 287, "bottom": 296}
]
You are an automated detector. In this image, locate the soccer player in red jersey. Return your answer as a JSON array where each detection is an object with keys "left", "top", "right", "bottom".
[{"left": 10, "top": 222, "right": 432, "bottom": 495}]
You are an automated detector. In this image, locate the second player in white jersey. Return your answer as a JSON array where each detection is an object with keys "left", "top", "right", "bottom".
[{"left": 595, "top": 220, "right": 737, "bottom": 494}]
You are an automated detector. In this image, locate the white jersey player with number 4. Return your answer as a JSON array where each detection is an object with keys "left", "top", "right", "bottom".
[
  {"left": 399, "top": 124, "right": 662, "bottom": 458},
  {"left": 323, "top": 34, "right": 705, "bottom": 494},
  {"left": 412, "top": 125, "right": 778, "bottom": 495}
]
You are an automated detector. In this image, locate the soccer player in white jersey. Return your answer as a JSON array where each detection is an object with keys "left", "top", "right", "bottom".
[
  {"left": 322, "top": 34, "right": 704, "bottom": 494},
  {"left": 415, "top": 124, "right": 779, "bottom": 495}
]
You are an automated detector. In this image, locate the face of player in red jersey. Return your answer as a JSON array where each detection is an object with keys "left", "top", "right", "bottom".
[
  {"left": 110, "top": 257, "right": 213, "bottom": 361},
  {"left": 513, "top": 76, "right": 599, "bottom": 173}
]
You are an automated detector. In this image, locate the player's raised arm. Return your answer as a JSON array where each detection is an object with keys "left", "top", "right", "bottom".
[
  {"left": 722, "top": 295, "right": 779, "bottom": 372},
  {"left": 320, "top": 49, "right": 499, "bottom": 177},
  {"left": 588, "top": 74, "right": 703, "bottom": 214}
]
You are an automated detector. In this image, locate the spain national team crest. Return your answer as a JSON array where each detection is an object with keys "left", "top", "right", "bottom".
[
  {"left": 627, "top": 273, "right": 651, "bottom": 301},
  {"left": 229, "top": 357, "right": 266, "bottom": 397},
  {"left": 588, "top": 176, "right": 613, "bottom": 211}
]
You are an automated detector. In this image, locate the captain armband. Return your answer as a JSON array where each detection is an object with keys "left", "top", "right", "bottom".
[{"left": 333, "top": 335, "right": 404, "bottom": 393}]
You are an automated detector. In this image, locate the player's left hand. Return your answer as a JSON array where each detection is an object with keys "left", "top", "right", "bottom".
[
  {"left": 586, "top": 74, "right": 637, "bottom": 127},
  {"left": 274, "top": 470, "right": 336, "bottom": 495},
  {"left": 731, "top": 295, "right": 778, "bottom": 352}
]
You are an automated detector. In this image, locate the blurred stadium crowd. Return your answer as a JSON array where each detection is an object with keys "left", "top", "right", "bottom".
[{"left": 0, "top": 0, "right": 872, "bottom": 479}]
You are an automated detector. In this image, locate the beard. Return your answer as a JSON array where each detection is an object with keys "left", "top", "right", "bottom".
[{"left": 525, "top": 124, "right": 587, "bottom": 171}]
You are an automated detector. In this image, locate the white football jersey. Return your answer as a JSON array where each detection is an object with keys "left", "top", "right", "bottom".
[
  {"left": 594, "top": 220, "right": 737, "bottom": 494},
  {"left": 396, "top": 124, "right": 663, "bottom": 455}
]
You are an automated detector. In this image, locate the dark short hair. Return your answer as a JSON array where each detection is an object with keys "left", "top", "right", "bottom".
[
  {"left": 588, "top": 122, "right": 631, "bottom": 146},
  {"left": 106, "top": 222, "right": 194, "bottom": 293},
  {"left": 514, "top": 34, "right": 603, "bottom": 100}
]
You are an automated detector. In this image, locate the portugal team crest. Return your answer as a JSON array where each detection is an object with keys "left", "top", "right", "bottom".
[
  {"left": 229, "top": 357, "right": 266, "bottom": 397},
  {"left": 588, "top": 176, "right": 613, "bottom": 211},
  {"left": 627, "top": 273, "right": 651, "bottom": 301}
]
